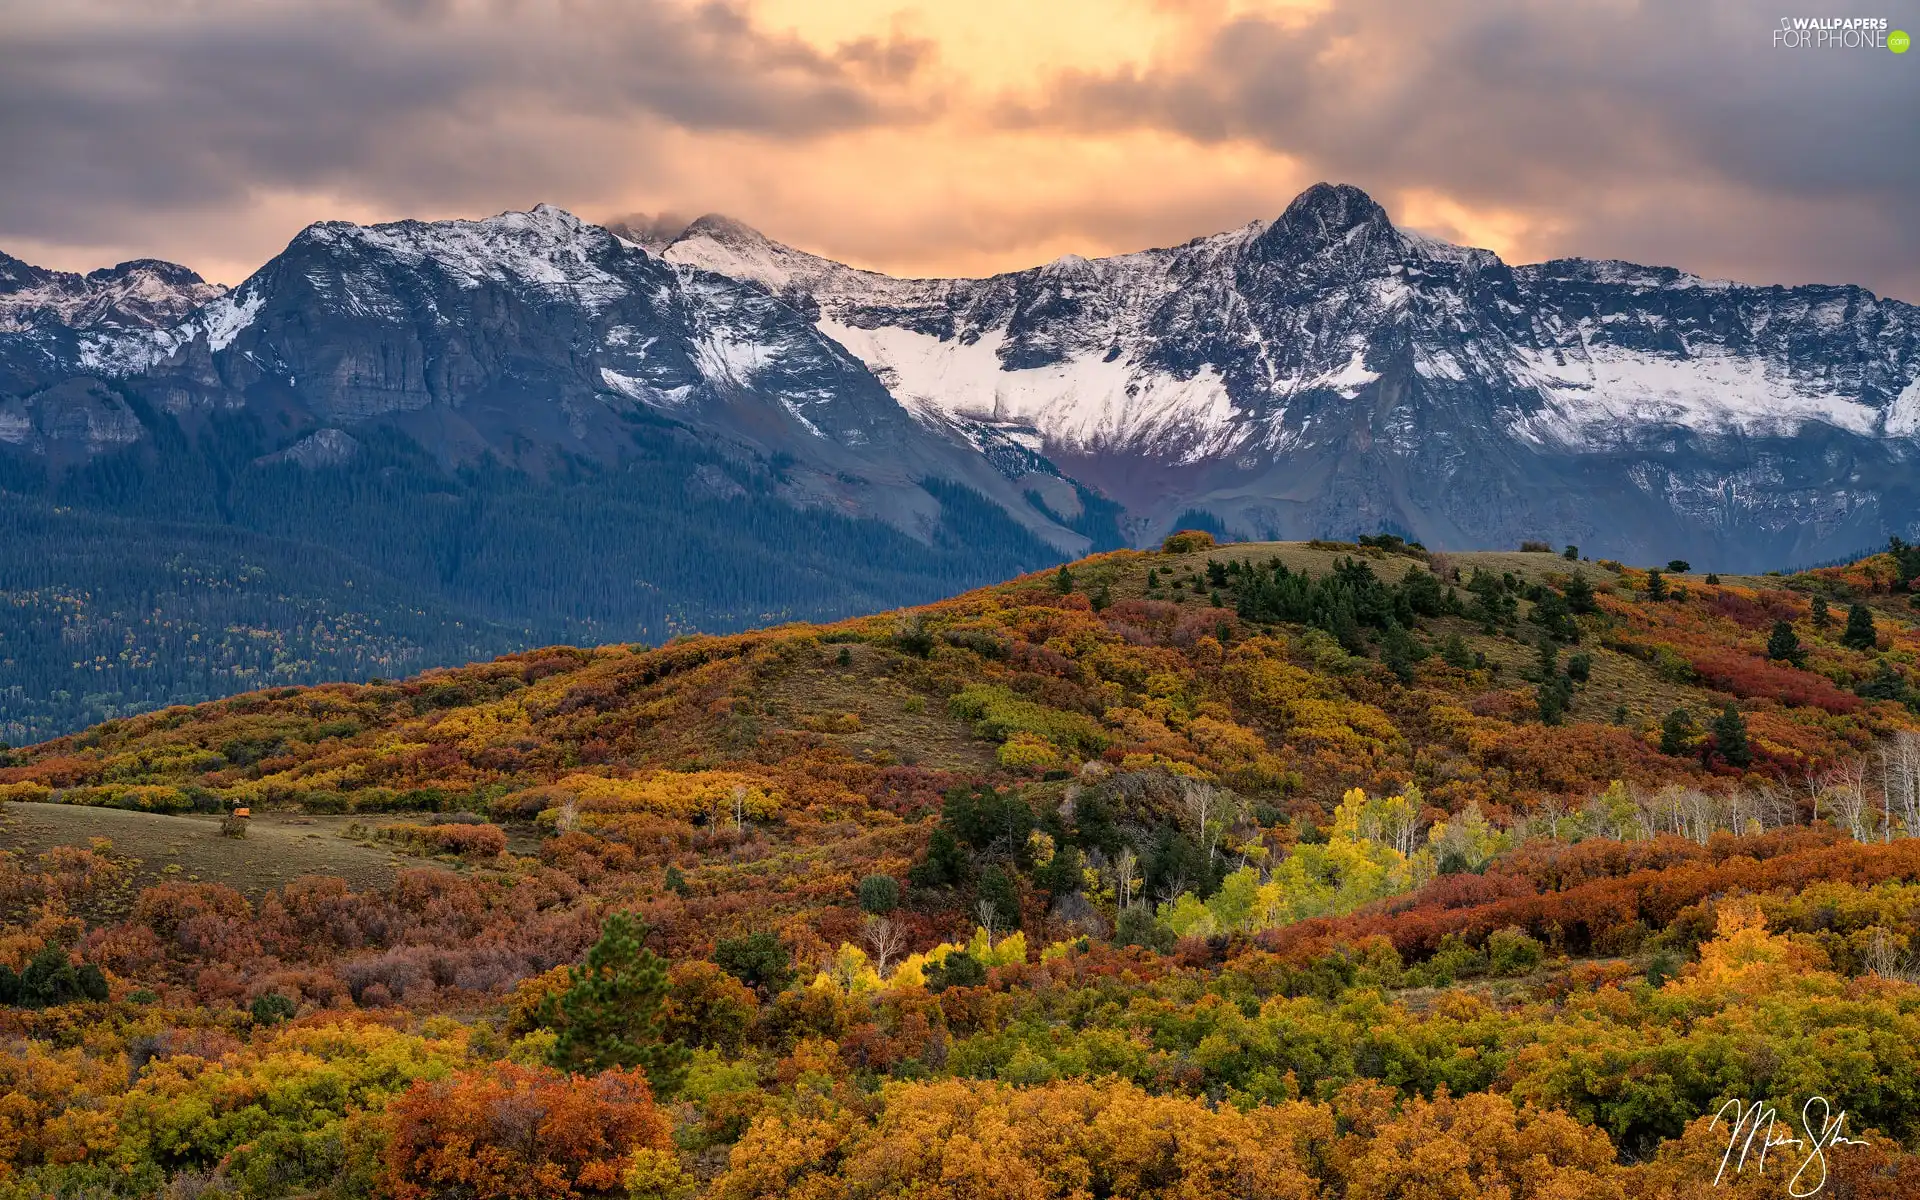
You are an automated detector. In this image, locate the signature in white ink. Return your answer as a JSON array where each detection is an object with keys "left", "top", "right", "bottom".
[{"left": 1711, "top": 1096, "right": 1871, "bottom": 1197}]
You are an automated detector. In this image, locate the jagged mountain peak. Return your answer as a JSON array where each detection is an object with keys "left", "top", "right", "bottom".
[
  {"left": 1278, "top": 182, "right": 1392, "bottom": 233},
  {"left": 1251, "top": 182, "right": 1402, "bottom": 270},
  {"left": 602, "top": 212, "right": 693, "bottom": 253},
  {"left": 298, "top": 203, "right": 611, "bottom": 252},
  {"left": 0, "top": 247, "right": 224, "bottom": 338},
  {"left": 676, "top": 212, "right": 773, "bottom": 247},
  {"left": 82, "top": 258, "right": 214, "bottom": 287}
]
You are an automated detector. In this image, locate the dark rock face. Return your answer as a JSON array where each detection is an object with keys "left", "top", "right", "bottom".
[{"left": 663, "top": 184, "right": 1920, "bottom": 571}]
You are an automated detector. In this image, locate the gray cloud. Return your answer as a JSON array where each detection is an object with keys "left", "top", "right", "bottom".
[
  {"left": 0, "top": 0, "right": 924, "bottom": 257},
  {"left": 1, "top": 0, "right": 1913, "bottom": 302},
  {"left": 1019, "top": 0, "right": 1920, "bottom": 298}
]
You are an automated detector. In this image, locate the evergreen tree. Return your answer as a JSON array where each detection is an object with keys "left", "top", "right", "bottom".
[
  {"left": 1711, "top": 703, "right": 1752, "bottom": 769},
  {"left": 976, "top": 866, "right": 1023, "bottom": 931},
  {"left": 1534, "top": 636, "right": 1559, "bottom": 680},
  {"left": 1766, "top": 620, "right": 1805, "bottom": 666},
  {"left": 923, "top": 951, "right": 987, "bottom": 992},
  {"left": 1563, "top": 545, "right": 1579, "bottom": 560},
  {"left": 1645, "top": 570, "right": 1668, "bottom": 601},
  {"left": 908, "top": 826, "right": 969, "bottom": 888},
  {"left": 1842, "top": 603, "right": 1878, "bottom": 651},
  {"left": 1563, "top": 571, "right": 1597, "bottom": 614},
  {"left": 857, "top": 874, "right": 900, "bottom": 914},
  {"left": 538, "top": 912, "right": 683, "bottom": 1081},
  {"left": 1381, "top": 622, "right": 1425, "bottom": 683},
  {"left": 1440, "top": 632, "right": 1475, "bottom": 670},
  {"left": 1811, "top": 594, "right": 1832, "bottom": 629},
  {"left": 1536, "top": 675, "right": 1573, "bottom": 726},
  {"left": 713, "top": 931, "right": 794, "bottom": 993},
  {"left": 1856, "top": 661, "right": 1913, "bottom": 706},
  {"left": 1660, "top": 708, "right": 1694, "bottom": 756},
  {"left": 1053, "top": 565, "right": 1075, "bottom": 594},
  {"left": 19, "top": 944, "right": 81, "bottom": 1008},
  {"left": 1114, "top": 906, "right": 1175, "bottom": 953},
  {"left": 1034, "top": 843, "right": 1085, "bottom": 903}
]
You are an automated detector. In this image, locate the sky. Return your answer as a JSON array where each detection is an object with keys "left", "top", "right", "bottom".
[{"left": 2, "top": 0, "right": 1916, "bottom": 299}]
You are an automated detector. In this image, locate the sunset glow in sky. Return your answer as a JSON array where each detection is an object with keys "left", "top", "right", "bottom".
[{"left": 2, "top": 0, "right": 1914, "bottom": 297}]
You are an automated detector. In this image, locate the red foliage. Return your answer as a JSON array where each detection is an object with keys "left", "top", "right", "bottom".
[
  {"left": 1264, "top": 831, "right": 1920, "bottom": 962},
  {"left": 1704, "top": 589, "right": 1801, "bottom": 630},
  {"left": 1686, "top": 648, "right": 1860, "bottom": 713},
  {"left": 384, "top": 1063, "right": 670, "bottom": 1200}
]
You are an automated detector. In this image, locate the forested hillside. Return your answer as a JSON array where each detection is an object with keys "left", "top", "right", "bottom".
[
  {"left": 4, "top": 534, "right": 1920, "bottom": 1198},
  {"left": 0, "top": 409, "right": 1068, "bottom": 744}
]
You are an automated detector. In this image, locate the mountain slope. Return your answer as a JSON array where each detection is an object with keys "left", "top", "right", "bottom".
[
  {"left": 0, "top": 209, "right": 1098, "bottom": 739},
  {"left": 4, "top": 538, "right": 1920, "bottom": 1198},
  {"left": 664, "top": 184, "right": 1920, "bottom": 567}
]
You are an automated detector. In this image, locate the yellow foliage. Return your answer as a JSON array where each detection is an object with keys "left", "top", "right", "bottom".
[
  {"left": 712, "top": 1077, "right": 1321, "bottom": 1200},
  {"left": 525, "top": 771, "right": 780, "bottom": 821},
  {"left": 809, "top": 944, "right": 883, "bottom": 994},
  {"left": 1285, "top": 699, "right": 1399, "bottom": 754},
  {"left": 997, "top": 733, "right": 1064, "bottom": 771}
]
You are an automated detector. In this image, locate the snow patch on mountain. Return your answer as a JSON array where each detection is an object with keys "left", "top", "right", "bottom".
[
  {"left": 203, "top": 288, "right": 265, "bottom": 351},
  {"left": 818, "top": 317, "right": 1241, "bottom": 460},
  {"left": 1509, "top": 345, "right": 1886, "bottom": 445},
  {"left": 1888, "top": 373, "right": 1920, "bottom": 438}
]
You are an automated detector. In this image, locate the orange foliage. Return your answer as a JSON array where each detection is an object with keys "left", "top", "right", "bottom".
[{"left": 383, "top": 1063, "right": 670, "bottom": 1200}]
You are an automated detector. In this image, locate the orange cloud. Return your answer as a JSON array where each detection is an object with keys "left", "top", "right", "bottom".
[{"left": 2, "top": 0, "right": 1912, "bottom": 301}]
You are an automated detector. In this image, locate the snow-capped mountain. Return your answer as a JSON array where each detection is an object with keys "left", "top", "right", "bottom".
[
  {"left": 664, "top": 184, "right": 1920, "bottom": 568},
  {"left": 0, "top": 251, "right": 224, "bottom": 395},
  {"left": 5, "top": 186, "right": 1919, "bottom": 575},
  {"left": 0, "top": 205, "right": 1088, "bottom": 553}
]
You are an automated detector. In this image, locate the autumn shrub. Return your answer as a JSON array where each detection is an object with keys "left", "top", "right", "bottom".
[
  {"left": 948, "top": 685, "right": 1109, "bottom": 757},
  {"left": 1161, "top": 530, "right": 1216, "bottom": 553},
  {"left": 1685, "top": 647, "right": 1861, "bottom": 713},
  {"left": 383, "top": 1063, "right": 671, "bottom": 1200},
  {"left": 375, "top": 820, "right": 509, "bottom": 858}
]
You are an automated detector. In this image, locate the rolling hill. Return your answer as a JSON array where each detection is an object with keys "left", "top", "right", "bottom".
[{"left": 3, "top": 536, "right": 1920, "bottom": 1197}]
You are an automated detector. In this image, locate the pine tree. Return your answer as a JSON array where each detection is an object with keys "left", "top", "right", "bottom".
[
  {"left": 1563, "top": 571, "right": 1596, "bottom": 614},
  {"left": 540, "top": 912, "right": 684, "bottom": 1083},
  {"left": 1842, "top": 603, "right": 1877, "bottom": 651},
  {"left": 1537, "top": 675, "right": 1573, "bottom": 725},
  {"left": 1660, "top": 708, "right": 1694, "bottom": 756},
  {"left": 1811, "top": 594, "right": 1832, "bottom": 629},
  {"left": 1766, "top": 620, "right": 1804, "bottom": 666},
  {"left": 976, "top": 866, "right": 1022, "bottom": 933},
  {"left": 1382, "top": 622, "right": 1425, "bottom": 683},
  {"left": 1645, "top": 570, "right": 1668, "bottom": 601},
  {"left": 1054, "top": 565, "right": 1075, "bottom": 594},
  {"left": 713, "top": 931, "right": 795, "bottom": 993},
  {"left": 1534, "top": 636, "right": 1559, "bottom": 680},
  {"left": 1711, "top": 703, "right": 1752, "bottom": 769}
]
